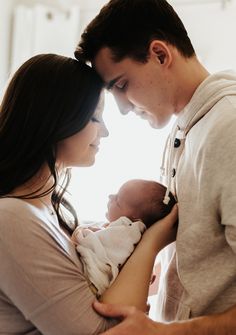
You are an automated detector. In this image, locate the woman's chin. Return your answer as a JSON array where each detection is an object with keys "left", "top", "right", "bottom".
[{"left": 81, "top": 155, "right": 97, "bottom": 167}]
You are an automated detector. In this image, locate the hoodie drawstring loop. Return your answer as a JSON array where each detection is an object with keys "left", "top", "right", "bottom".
[{"left": 162, "top": 125, "right": 185, "bottom": 205}]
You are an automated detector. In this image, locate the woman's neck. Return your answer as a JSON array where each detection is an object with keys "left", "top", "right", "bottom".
[{"left": 10, "top": 165, "right": 55, "bottom": 204}]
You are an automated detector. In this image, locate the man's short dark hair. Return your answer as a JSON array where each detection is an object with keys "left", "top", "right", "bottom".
[{"left": 75, "top": 0, "right": 195, "bottom": 63}]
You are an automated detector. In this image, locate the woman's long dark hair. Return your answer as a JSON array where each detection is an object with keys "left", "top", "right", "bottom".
[{"left": 0, "top": 54, "right": 104, "bottom": 233}]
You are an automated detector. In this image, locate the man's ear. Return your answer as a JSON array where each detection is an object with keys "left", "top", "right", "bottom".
[{"left": 149, "top": 40, "right": 172, "bottom": 67}]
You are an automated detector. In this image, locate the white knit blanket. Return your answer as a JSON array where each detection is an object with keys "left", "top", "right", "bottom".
[{"left": 72, "top": 216, "right": 146, "bottom": 295}]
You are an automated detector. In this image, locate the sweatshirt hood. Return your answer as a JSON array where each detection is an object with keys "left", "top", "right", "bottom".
[
  {"left": 177, "top": 70, "right": 236, "bottom": 134},
  {"left": 161, "top": 70, "right": 236, "bottom": 204}
]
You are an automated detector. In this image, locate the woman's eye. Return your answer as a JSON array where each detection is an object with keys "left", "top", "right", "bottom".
[{"left": 91, "top": 116, "right": 100, "bottom": 123}]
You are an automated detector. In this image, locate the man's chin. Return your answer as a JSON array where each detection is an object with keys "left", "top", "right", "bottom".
[
  {"left": 149, "top": 117, "right": 172, "bottom": 129},
  {"left": 148, "top": 119, "right": 160, "bottom": 129}
]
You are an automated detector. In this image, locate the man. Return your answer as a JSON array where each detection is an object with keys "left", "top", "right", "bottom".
[{"left": 75, "top": 0, "right": 236, "bottom": 333}]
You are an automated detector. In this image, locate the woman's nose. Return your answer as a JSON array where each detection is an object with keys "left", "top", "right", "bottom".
[
  {"left": 101, "top": 121, "right": 109, "bottom": 137},
  {"left": 99, "top": 120, "right": 109, "bottom": 138},
  {"left": 109, "top": 194, "right": 115, "bottom": 200}
]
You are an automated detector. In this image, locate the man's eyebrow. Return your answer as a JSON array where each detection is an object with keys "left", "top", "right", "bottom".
[{"left": 106, "top": 75, "right": 123, "bottom": 90}]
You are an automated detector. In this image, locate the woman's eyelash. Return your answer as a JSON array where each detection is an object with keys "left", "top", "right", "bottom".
[{"left": 91, "top": 116, "right": 100, "bottom": 122}]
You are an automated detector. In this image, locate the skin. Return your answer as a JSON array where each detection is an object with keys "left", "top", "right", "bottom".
[
  {"left": 100, "top": 204, "right": 178, "bottom": 310},
  {"left": 93, "top": 302, "right": 236, "bottom": 335},
  {"left": 92, "top": 40, "right": 236, "bottom": 334},
  {"left": 106, "top": 179, "right": 149, "bottom": 222},
  {"left": 11, "top": 92, "right": 108, "bottom": 207},
  {"left": 9, "top": 85, "right": 178, "bottom": 313},
  {"left": 94, "top": 41, "right": 209, "bottom": 128},
  {"left": 57, "top": 92, "right": 108, "bottom": 168}
]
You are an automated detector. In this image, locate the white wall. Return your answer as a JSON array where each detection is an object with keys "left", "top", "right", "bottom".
[
  {"left": 0, "top": 0, "right": 18, "bottom": 92},
  {"left": 1, "top": 0, "right": 236, "bottom": 91},
  {"left": 172, "top": 0, "right": 236, "bottom": 72},
  {"left": 0, "top": 0, "right": 107, "bottom": 91}
]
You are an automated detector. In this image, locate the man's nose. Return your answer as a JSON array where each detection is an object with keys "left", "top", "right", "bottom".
[
  {"left": 120, "top": 105, "right": 133, "bottom": 115},
  {"left": 113, "top": 92, "right": 134, "bottom": 115},
  {"left": 109, "top": 194, "right": 115, "bottom": 200}
]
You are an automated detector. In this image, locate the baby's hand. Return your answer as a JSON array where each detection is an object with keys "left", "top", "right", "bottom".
[
  {"left": 87, "top": 222, "right": 110, "bottom": 231},
  {"left": 71, "top": 222, "right": 110, "bottom": 245},
  {"left": 86, "top": 226, "right": 103, "bottom": 232}
]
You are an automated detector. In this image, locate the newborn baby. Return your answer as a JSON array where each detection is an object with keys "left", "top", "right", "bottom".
[{"left": 72, "top": 179, "right": 176, "bottom": 295}]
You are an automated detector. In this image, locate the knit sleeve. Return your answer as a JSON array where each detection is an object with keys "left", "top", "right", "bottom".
[{"left": 0, "top": 200, "right": 117, "bottom": 335}]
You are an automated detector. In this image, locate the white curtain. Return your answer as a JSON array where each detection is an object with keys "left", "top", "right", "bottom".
[{"left": 11, "top": 4, "right": 80, "bottom": 73}]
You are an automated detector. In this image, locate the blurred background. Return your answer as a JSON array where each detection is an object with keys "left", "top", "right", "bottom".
[{"left": 0, "top": 0, "right": 236, "bottom": 223}]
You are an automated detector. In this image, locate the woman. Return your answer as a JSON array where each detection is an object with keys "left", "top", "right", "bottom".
[{"left": 0, "top": 54, "right": 177, "bottom": 334}]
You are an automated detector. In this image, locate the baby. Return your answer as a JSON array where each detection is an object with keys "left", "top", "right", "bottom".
[
  {"left": 72, "top": 179, "right": 176, "bottom": 295},
  {"left": 106, "top": 179, "right": 176, "bottom": 228}
]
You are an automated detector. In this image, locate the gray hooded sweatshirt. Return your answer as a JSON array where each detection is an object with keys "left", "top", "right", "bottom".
[{"left": 156, "top": 71, "right": 236, "bottom": 321}]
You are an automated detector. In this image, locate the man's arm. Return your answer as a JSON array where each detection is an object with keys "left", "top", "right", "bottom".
[{"left": 93, "top": 301, "right": 236, "bottom": 335}]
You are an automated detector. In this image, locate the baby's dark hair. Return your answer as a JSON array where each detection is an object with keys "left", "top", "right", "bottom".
[{"left": 131, "top": 180, "right": 176, "bottom": 228}]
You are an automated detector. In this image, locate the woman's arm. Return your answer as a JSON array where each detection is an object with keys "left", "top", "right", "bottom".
[
  {"left": 99, "top": 205, "right": 178, "bottom": 311},
  {"left": 0, "top": 201, "right": 176, "bottom": 334},
  {"left": 0, "top": 202, "right": 116, "bottom": 335}
]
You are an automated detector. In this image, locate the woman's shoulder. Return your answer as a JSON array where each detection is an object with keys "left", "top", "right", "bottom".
[
  {"left": 0, "top": 197, "right": 33, "bottom": 213},
  {"left": 0, "top": 197, "right": 82, "bottom": 269},
  {"left": 0, "top": 197, "right": 56, "bottom": 245},
  {"left": 0, "top": 197, "right": 44, "bottom": 228}
]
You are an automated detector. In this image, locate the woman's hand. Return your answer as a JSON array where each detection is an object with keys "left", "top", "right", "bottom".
[
  {"left": 98, "top": 205, "right": 178, "bottom": 311},
  {"left": 141, "top": 204, "right": 178, "bottom": 253}
]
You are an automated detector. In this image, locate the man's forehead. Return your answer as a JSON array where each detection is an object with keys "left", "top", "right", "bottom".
[
  {"left": 93, "top": 47, "right": 113, "bottom": 71},
  {"left": 93, "top": 47, "right": 123, "bottom": 83}
]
